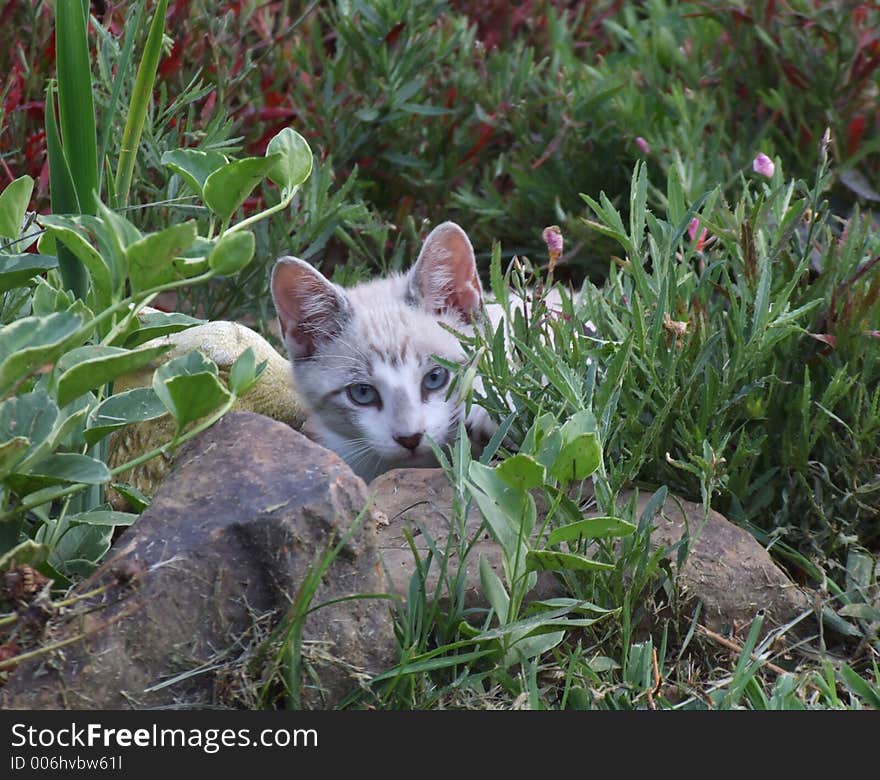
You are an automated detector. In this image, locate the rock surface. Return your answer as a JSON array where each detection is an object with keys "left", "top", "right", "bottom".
[
  {"left": 0, "top": 413, "right": 394, "bottom": 710},
  {"left": 370, "top": 468, "right": 811, "bottom": 633}
]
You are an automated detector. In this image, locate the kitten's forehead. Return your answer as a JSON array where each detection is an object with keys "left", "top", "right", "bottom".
[{"left": 342, "top": 282, "right": 465, "bottom": 366}]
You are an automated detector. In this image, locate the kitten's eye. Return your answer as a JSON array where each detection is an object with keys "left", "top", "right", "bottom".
[
  {"left": 422, "top": 366, "right": 449, "bottom": 392},
  {"left": 347, "top": 383, "right": 380, "bottom": 406}
]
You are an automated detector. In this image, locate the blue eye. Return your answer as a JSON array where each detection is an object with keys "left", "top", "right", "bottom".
[
  {"left": 347, "top": 383, "right": 380, "bottom": 406},
  {"left": 422, "top": 366, "right": 449, "bottom": 392}
]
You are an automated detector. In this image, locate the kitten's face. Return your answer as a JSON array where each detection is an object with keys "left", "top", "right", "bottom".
[{"left": 271, "top": 222, "right": 483, "bottom": 481}]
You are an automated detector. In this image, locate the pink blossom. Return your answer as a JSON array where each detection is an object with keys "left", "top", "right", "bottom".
[
  {"left": 635, "top": 136, "right": 651, "bottom": 155},
  {"left": 688, "top": 217, "right": 708, "bottom": 250},
  {"left": 542, "top": 225, "right": 563, "bottom": 258},
  {"left": 752, "top": 152, "right": 775, "bottom": 178}
]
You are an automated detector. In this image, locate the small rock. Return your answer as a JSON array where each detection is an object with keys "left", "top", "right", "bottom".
[
  {"left": 0, "top": 413, "right": 394, "bottom": 710},
  {"left": 370, "top": 468, "right": 811, "bottom": 633}
]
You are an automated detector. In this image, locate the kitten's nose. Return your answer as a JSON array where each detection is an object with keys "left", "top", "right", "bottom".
[{"left": 394, "top": 433, "right": 423, "bottom": 452}]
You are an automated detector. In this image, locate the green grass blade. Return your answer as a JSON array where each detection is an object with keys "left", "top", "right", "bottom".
[
  {"left": 97, "top": 0, "right": 148, "bottom": 202},
  {"left": 114, "top": 0, "right": 169, "bottom": 206},
  {"left": 45, "top": 82, "right": 88, "bottom": 300},
  {"left": 55, "top": 0, "right": 98, "bottom": 216}
]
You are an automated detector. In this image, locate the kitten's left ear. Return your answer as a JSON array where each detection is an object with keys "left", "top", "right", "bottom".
[{"left": 407, "top": 221, "right": 482, "bottom": 321}]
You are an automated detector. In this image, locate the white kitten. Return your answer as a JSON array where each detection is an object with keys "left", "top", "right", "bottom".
[{"left": 271, "top": 222, "right": 494, "bottom": 481}]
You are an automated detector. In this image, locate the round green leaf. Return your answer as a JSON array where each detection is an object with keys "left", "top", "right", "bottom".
[
  {"left": 495, "top": 453, "right": 546, "bottom": 493},
  {"left": 549, "top": 432, "right": 602, "bottom": 483},
  {"left": 153, "top": 351, "right": 229, "bottom": 428},
  {"left": 208, "top": 230, "right": 255, "bottom": 275},
  {"left": 266, "top": 128, "right": 313, "bottom": 190},
  {"left": 228, "top": 346, "right": 261, "bottom": 395},
  {"left": 203, "top": 156, "right": 280, "bottom": 222},
  {"left": 126, "top": 221, "right": 198, "bottom": 293},
  {"left": 0, "top": 175, "right": 34, "bottom": 240},
  {"left": 160, "top": 149, "right": 229, "bottom": 197}
]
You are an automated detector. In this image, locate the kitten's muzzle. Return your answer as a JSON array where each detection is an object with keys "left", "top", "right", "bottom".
[{"left": 394, "top": 433, "right": 423, "bottom": 452}]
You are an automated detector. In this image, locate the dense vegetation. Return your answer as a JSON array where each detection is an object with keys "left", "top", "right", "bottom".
[{"left": 0, "top": 0, "right": 878, "bottom": 708}]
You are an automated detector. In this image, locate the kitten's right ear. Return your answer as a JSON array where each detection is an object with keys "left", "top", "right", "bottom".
[{"left": 271, "top": 257, "right": 350, "bottom": 359}]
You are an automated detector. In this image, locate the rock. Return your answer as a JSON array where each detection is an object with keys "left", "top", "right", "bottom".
[
  {"left": 0, "top": 413, "right": 394, "bottom": 710},
  {"left": 632, "top": 490, "right": 812, "bottom": 633},
  {"left": 370, "top": 468, "right": 810, "bottom": 633}
]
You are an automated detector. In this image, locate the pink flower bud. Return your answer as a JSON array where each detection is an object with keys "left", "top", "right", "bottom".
[
  {"left": 688, "top": 217, "right": 708, "bottom": 250},
  {"left": 542, "top": 225, "right": 563, "bottom": 258},
  {"left": 752, "top": 152, "right": 775, "bottom": 178},
  {"left": 635, "top": 136, "right": 651, "bottom": 155}
]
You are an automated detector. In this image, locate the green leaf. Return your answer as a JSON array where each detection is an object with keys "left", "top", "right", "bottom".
[
  {"left": 38, "top": 215, "right": 113, "bottom": 307},
  {"left": 208, "top": 230, "right": 255, "bottom": 275},
  {"left": 15, "top": 452, "right": 110, "bottom": 488},
  {"left": 228, "top": 347, "right": 261, "bottom": 396},
  {"left": 0, "top": 312, "right": 84, "bottom": 396},
  {"left": 203, "top": 156, "right": 281, "bottom": 222},
  {"left": 84, "top": 386, "right": 169, "bottom": 445},
  {"left": 49, "top": 523, "right": 112, "bottom": 577},
  {"left": 55, "top": 0, "right": 98, "bottom": 215},
  {"left": 110, "top": 482, "right": 150, "bottom": 511},
  {"left": 837, "top": 603, "right": 880, "bottom": 622},
  {"left": 505, "top": 631, "right": 566, "bottom": 666},
  {"left": 160, "top": 148, "right": 229, "bottom": 197},
  {"left": 838, "top": 664, "right": 880, "bottom": 708},
  {"left": 560, "top": 409, "right": 598, "bottom": 440},
  {"left": 31, "top": 277, "right": 74, "bottom": 316},
  {"left": 479, "top": 554, "right": 509, "bottom": 623},
  {"left": 549, "top": 432, "right": 602, "bottom": 484},
  {"left": 153, "top": 351, "right": 230, "bottom": 428},
  {"left": 265, "top": 128, "right": 313, "bottom": 190},
  {"left": 495, "top": 453, "right": 546, "bottom": 493},
  {"left": 114, "top": 0, "right": 169, "bottom": 206},
  {"left": 66, "top": 510, "right": 138, "bottom": 527},
  {"left": 525, "top": 550, "right": 615, "bottom": 573},
  {"left": 0, "top": 255, "right": 59, "bottom": 292},
  {"left": 0, "top": 539, "right": 50, "bottom": 571},
  {"left": 126, "top": 220, "right": 198, "bottom": 292},
  {"left": 54, "top": 343, "right": 170, "bottom": 408},
  {"left": 123, "top": 311, "right": 203, "bottom": 348},
  {"left": 0, "top": 390, "right": 59, "bottom": 475},
  {"left": 547, "top": 516, "right": 637, "bottom": 545},
  {"left": 0, "top": 175, "right": 34, "bottom": 240},
  {"left": 0, "top": 437, "right": 30, "bottom": 478},
  {"left": 468, "top": 460, "right": 536, "bottom": 555}
]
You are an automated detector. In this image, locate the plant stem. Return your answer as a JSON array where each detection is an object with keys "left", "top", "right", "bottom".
[{"left": 225, "top": 187, "right": 296, "bottom": 236}]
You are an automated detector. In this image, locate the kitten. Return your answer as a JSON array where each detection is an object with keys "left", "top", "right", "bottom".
[{"left": 271, "top": 222, "right": 494, "bottom": 481}]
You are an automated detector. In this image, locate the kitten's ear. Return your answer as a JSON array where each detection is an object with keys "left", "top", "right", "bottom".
[
  {"left": 407, "top": 221, "right": 482, "bottom": 321},
  {"left": 271, "top": 257, "right": 350, "bottom": 359}
]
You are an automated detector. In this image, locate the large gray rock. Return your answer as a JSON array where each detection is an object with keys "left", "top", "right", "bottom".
[
  {"left": 371, "top": 468, "right": 811, "bottom": 633},
  {"left": 0, "top": 412, "right": 394, "bottom": 710}
]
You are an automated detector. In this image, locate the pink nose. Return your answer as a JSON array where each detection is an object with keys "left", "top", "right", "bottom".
[{"left": 394, "top": 433, "right": 423, "bottom": 452}]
